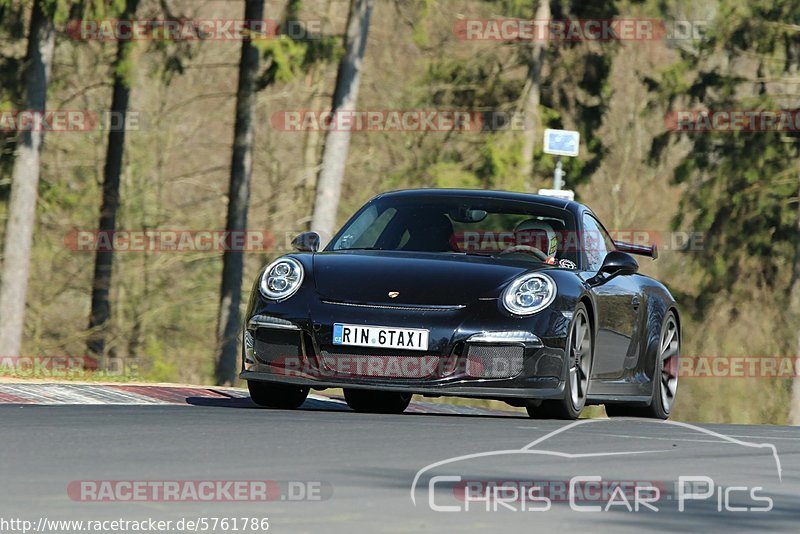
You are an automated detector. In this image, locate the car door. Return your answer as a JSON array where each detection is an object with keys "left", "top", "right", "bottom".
[{"left": 582, "top": 214, "right": 641, "bottom": 380}]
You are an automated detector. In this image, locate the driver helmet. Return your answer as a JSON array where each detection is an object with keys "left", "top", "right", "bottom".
[{"left": 514, "top": 219, "right": 558, "bottom": 257}]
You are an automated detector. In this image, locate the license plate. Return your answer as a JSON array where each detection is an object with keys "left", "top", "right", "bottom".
[{"left": 333, "top": 323, "right": 430, "bottom": 352}]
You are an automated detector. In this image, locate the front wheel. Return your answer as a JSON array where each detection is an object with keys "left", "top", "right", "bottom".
[
  {"left": 528, "top": 303, "right": 593, "bottom": 420},
  {"left": 248, "top": 380, "right": 309, "bottom": 409},
  {"left": 344, "top": 389, "right": 412, "bottom": 414}
]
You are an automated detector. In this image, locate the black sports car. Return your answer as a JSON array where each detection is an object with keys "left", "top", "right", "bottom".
[{"left": 241, "top": 189, "right": 680, "bottom": 419}]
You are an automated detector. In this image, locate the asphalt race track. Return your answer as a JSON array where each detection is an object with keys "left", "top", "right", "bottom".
[{"left": 1, "top": 384, "right": 798, "bottom": 533}]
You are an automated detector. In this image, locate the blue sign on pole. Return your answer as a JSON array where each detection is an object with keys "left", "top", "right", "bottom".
[{"left": 543, "top": 129, "right": 580, "bottom": 157}]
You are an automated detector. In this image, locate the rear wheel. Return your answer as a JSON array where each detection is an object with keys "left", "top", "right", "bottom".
[
  {"left": 344, "top": 389, "right": 412, "bottom": 414},
  {"left": 605, "top": 311, "right": 679, "bottom": 419},
  {"left": 527, "top": 303, "right": 593, "bottom": 420},
  {"left": 248, "top": 380, "right": 309, "bottom": 409}
]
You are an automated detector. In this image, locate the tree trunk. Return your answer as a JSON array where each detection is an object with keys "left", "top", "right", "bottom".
[
  {"left": 298, "top": 67, "right": 325, "bottom": 211},
  {"left": 310, "top": 0, "right": 374, "bottom": 243},
  {"left": 0, "top": 0, "right": 55, "bottom": 357},
  {"left": 298, "top": 0, "right": 334, "bottom": 217},
  {"left": 789, "top": 168, "right": 800, "bottom": 425},
  {"left": 520, "top": 0, "right": 551, "bottom": 182},
  {"left": 214, "top": 0, "right": 265, "bottom": 385},
  {"left": 87, "top": 0, "right": 140, "bottom": 364}
]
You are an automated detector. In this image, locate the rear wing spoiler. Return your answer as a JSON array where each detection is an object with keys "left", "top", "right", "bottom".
[{"left": 613, "top": 241, "right": 658, "bottom": 260}]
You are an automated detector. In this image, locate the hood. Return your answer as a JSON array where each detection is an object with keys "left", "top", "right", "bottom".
[{"left": 312, "top": 250, "right": 545, "bottom": 306}]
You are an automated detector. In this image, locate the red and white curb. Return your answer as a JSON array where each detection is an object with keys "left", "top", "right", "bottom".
[
  {"left": 0, "top": 383, "right": 521, "bottom": 416},
  {"left": 0, "top": 383, "right": 246, "bottom": 405}
]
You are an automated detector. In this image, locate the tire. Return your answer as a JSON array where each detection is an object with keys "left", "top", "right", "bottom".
[
  {"left": 527, "top": 302, "right": 593, "bottom": 420},
  {"left": 248, "top": 380, "right": 309, "bottom": 409},
  {"left": 344, "top": 389, "right": 412, "bottom": 414},
  {"left": 605, "top": 310, "right": 679, "bottom": 419}
]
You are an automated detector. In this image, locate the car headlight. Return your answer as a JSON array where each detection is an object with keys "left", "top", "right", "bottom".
[
  {"left": 259, "top": 257, "right": 304, "bottom": 300},
  {"left": 502, "top": 273, "right": 556, "bottom": 315}
]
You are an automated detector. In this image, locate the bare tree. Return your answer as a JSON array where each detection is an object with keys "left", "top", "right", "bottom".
[
  {"left": 790, "top": 169, "right": 800, "bottom": 424},
  {"left": 520, "top": 0, "right": 550, "bottom": 181},
  {"left": 87, "top": 0, "right": 140, "bottom": 362},
  {"left": 214, "top": 0, "right": 265, "bottom": 385},
  {"left": 310, "top": 0, "right": 374, "bottom": 243},
  {"left": 0, "top": 0, "right": 55, "bottom": 357}
]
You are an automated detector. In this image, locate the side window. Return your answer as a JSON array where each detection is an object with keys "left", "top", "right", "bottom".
[
  {"left": 582, "top": 214, "right": 610, "bottom": 271},
  {"left": 596, "top": 217, "right": 616, "bottom": 254}
]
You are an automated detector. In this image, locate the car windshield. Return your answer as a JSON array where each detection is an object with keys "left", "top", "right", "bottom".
[{"left": 329, "top": 194, "right": 579, "bottom": 265}]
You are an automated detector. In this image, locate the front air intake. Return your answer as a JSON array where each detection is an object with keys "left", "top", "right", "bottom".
[
  {"left": 464, "top": 344, "right": 524, "bottom": 378},
  {"left": 253, "top": 328, "right": 303, "bottom": 364}
]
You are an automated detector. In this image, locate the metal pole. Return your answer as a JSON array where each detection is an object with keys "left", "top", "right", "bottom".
[{"left": 554, "top": 157, "right": 563, "bottom": 190}]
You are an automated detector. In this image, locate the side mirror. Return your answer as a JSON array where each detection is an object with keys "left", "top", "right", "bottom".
[
  {"left": 599, "top": 251, "right": 639, "bottom": 276},
  {"left": 291, "top": 232, "right": 320, "bottom": 253},
  {"left": 589, "top": 251, "right": 638, "bottom": 286}
]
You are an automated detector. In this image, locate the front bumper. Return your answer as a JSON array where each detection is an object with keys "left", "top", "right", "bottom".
[{"left": 239, "top": 292, "right": 571, "bottom": 401}]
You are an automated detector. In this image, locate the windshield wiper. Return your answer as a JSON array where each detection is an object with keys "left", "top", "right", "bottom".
[{"left": 455, "top": 251, "right": 495, "bottom": 257}]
